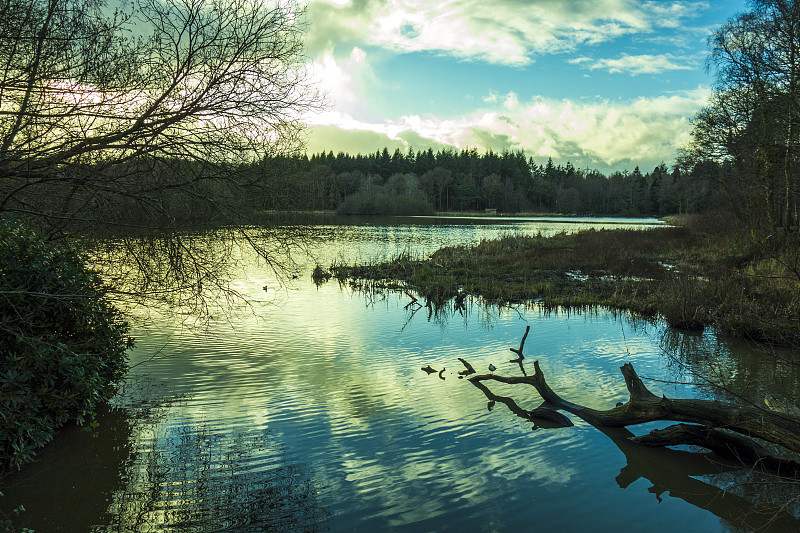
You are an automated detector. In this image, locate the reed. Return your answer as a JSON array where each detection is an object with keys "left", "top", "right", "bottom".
[{"left": 331, "top": 217, "right": 800, "bottom": 345}]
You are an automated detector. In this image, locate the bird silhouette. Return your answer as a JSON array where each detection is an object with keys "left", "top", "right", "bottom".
[
  {"left": 421, "top": 365, "right": 437, "bottom": 375},
  {"left": 488, "top": 364, "right": 497, "bottom": 373}
]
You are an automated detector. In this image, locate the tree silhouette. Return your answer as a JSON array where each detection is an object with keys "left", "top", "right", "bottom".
[{"left": 0, "top": 0, "right": 317, "bottom": 235}]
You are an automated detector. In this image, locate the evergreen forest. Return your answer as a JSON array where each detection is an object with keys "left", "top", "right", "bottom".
[{"left": 255, "top": 148, "right": 721, "bottom": 218}]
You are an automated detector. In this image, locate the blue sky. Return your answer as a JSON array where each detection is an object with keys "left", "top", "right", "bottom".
[{"left": 302, "top": 0, "right": 747, "bottom": 173}]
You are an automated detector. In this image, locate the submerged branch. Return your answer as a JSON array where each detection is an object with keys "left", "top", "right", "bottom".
[{"left": 465, "top": 328, "right": 800, "bottom": 474}]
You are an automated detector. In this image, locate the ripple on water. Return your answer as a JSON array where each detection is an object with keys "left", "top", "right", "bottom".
[
  {"left": 98, "top": 264, "right": 779, "bottom": 533},
  {"left": 98, "top": 406, "right": 330, "bottom": 532},
  {"left": 8, "top": 221, "right": 792, "bottom": 533}
]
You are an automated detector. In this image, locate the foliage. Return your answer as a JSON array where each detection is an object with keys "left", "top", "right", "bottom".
[
  {"left": 683, "top": 0, "right": 800, "bottom": 231},
  {"left": 0, "top": 490, "right": 32, "bottom": 533},
  {"left": 336, "top": 190, "right": 434, "bottom": 216},
  {"left": 257, "top": 149, "right": 708, "bottom": 217},
  {"left": 335, "top": 172, "right": 434, "bottom": 215},
  {"left": 0, "top": 0, "right": 317, "bottom": 236},
  {"left": 0, "top": 219, "right": 132, "bottom": 472}
]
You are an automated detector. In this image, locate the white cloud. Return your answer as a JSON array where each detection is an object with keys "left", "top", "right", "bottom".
[
  {"left": 570, "top": 53, "right": 696, "bottom": 75},
  {"left": 308, "top": 46, "right": 377, "bottom": 118},
  {"left": 305, "top": 0, "right": 710, "bottom": 66},
  {"left": 299, "top": 1, "right": 718, "bottom": 170},
  {"left": 305, "top": 87, "right": 712, "bottom": 172},
  {"left": 482, "top": 90, "right": 518, "bottom": 109},
  {"left": 350, "top": 46, "right": 367, "bottom": 63},
  {"left": 503, "top": 91, "right": 519, "bottom": 110},
  {"left": 642, "top": 0, "right": 710, "bottom": 29}
]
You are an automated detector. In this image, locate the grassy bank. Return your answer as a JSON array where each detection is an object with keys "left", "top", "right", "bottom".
[{"left": 330, "top": 215, "right": 800, "bottom": 345}]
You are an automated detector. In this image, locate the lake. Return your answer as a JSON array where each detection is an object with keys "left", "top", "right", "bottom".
[{"left": 2, "top": 215, "right": 799, "bottom": 532}]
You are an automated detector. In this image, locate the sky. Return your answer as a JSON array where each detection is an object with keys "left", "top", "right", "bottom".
[{"left": 301, "top": 0, "right": 748, "bottom": 173}]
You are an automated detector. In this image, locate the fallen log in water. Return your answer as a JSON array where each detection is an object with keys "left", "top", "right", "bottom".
[{"left": 467, "top": 326, "right": 800, "bottom": 474}]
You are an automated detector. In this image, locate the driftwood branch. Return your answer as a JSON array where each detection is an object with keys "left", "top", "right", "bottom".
[
  {"left": 467, "top": 329, "right": 800, "bottom": 473},
  {"left": 467, "top": 374, "right": 800, "bottom": 528},
  {"left": 631, "top": 423, "right": 800, "bottom": 475},
  {"left": 470, "top": 379, "right": 573, "bottom": 428},
  {"left": 457, "top": 357, "right": 476, "bottom": 377},
  {"left": 508, "top": 325, "right": 528, "bottom": 375}
]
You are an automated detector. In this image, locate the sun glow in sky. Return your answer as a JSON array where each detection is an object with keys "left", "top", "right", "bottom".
[{"left": 302, "top": 0, "right": 746, "bottom": 173}]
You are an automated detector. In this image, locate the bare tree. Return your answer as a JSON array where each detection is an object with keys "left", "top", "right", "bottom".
[
  {"left": 686, "top": 0, "right": 800, "bottom": 231},
  {"left": 0, "top": 0, "right": 318, "bottom": 235}
]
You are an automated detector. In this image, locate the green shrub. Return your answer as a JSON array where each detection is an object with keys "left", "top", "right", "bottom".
[
  {"left": 336, "top": 190, "right": 434, "bottom": 216},
  {"left": 0, "top": 219, "right": 132, "bottom": 472}
]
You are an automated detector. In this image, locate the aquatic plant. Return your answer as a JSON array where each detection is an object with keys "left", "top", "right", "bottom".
[{"left": 331, "top": 218, "right": 800, "bottom": 344}]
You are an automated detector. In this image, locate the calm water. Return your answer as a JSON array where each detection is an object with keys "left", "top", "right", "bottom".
[{"left": 3, "top": 216, "right": 800, "bottom": 532}]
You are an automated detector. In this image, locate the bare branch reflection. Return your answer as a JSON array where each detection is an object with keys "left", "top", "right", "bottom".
[{"left": 100, "top": 396, "right": 330, "bottom": 532}]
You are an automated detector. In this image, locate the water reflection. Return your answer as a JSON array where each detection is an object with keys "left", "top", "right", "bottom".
[
  {"left": 660, "top": 328, "right": 800, "bottom": 409},
  {"left": 98, "top": 394, "right": 329, "bottom": 532},
  {"left": 475, "top": 365, "right": 800, "bottom": 530},
  {"left": 112, "top": 292, "right": 800, "bottom": 532},
  {"left": 0, "top": 406, "right": 132, "bottom": 532},
  {"left": 93, "top": 214, "right": 665, "bottom": 317},
  {"left": 4, "top": 217, "right": 799, "bottom": 533},
  {"left": 6, "top": 280, "right": 797, "bottom": 532}
]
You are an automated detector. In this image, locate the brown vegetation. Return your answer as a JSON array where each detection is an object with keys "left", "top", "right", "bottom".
[{"left": 331, "top": 215, "right": 800, "bottom": 345}]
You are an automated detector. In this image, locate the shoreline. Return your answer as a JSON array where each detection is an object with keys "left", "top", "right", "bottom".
[{"left": 330, "top": 217, "right": 800, "bottom": 345}]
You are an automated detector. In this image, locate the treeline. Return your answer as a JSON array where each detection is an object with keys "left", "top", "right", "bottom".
[{"left": 253, "top": 147, "right": 724, "bottom": 216}]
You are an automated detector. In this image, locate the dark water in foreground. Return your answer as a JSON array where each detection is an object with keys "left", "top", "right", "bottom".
[{"left": 2, "top": 216, "right": 800, "bottom": 532}]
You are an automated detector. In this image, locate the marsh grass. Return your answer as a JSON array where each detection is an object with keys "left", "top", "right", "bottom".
[{"left": 331, "top": 217, "right": 800, "bottom": 345}]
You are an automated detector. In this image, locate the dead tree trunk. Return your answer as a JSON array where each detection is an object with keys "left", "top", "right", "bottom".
[{"left": 467, "top": 326, "right": 800, "bottom": 473}]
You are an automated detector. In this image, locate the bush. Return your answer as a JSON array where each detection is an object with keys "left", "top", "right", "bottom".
[
  {"left": 0, "top": 219, "right": 132, "bottom": 472},
  {"left": 337, "top": 190, "right": 435, "bottom": 216}
]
